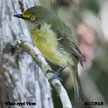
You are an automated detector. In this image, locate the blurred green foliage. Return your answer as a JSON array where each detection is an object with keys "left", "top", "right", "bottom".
[
  {"left": 88, "top": 44, "right": 108, "bottom": 103},
  {"left": 80, "top": 0, "right": 100, "bottom": 14}
]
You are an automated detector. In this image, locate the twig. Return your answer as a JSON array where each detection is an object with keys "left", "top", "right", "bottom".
[{"left": 15, "top": 40, "right": 72, "bottom": 108}]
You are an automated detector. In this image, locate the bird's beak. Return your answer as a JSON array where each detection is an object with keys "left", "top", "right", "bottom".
[{"left": 14, "top": 14, "right": 24, "bottom": 19}]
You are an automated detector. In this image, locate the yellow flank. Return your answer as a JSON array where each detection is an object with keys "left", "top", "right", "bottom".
[{"left": 31, "top": 23, "right": 68, "bottom": 66}]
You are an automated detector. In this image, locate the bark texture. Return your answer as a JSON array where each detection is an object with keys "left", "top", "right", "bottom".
[{"left": 0, "top": 0, "right": 54, "bottom": 108}]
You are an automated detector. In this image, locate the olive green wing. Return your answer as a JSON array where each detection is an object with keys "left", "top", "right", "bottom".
[
  {"left": 57, "top": 32, "right": 86, "bottom": 66},
  {"left": 47, "top": 17, "right": 85, "bottom": 65}
]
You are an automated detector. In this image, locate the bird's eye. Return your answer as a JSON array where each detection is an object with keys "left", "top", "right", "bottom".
[{"left": 31, "top": 17, "right": 35, "bottom": 20}]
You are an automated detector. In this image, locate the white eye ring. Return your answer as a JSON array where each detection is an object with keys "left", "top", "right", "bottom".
[{"left": 31, "top": 17, "right": 35, "bottom": 20}]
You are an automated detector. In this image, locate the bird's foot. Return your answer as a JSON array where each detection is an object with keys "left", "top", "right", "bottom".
[{"left": 47, "top": 66, "right": 67, "bottom": 83}]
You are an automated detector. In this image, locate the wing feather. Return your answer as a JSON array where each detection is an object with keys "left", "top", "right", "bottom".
[{"left": 57, "top": 32, "right": 86, "bottom": 66}]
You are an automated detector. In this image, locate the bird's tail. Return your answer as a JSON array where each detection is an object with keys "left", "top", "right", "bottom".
[{"left": 69, "top": 65, "right": 83, "bottom": 102}]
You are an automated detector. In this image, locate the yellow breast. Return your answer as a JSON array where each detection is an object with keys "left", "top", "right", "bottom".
[
  {"left": 31, "top": 23, "right": 57, "bottom": 52},
  {"left": 30, "top": 23, "right": 67, "bottom": 66}
]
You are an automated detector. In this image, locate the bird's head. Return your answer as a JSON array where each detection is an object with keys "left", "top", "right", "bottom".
[{"left": 14, "top": 6, "right": 56, "bottom": 30}]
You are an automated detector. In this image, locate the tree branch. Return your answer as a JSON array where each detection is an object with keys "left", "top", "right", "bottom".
[{"left": 15, "top": 40, "right": 72, "bottom": 108}]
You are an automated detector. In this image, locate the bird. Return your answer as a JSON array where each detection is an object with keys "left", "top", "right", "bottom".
[{"left": 14, "top": 6, "right": 85, "bottom": 102}]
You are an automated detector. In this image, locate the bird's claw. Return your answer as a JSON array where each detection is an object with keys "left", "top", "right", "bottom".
[
  {"left": 48, "top": 74, "right": 62, "bottom": 83},
  {"left": 47, "top": 66, "right": 67, "bottom": 83}
]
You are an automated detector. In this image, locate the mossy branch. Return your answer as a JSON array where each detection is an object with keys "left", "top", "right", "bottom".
[{"left": 15, "top": 40, "right": 72, "bottom": 108}]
